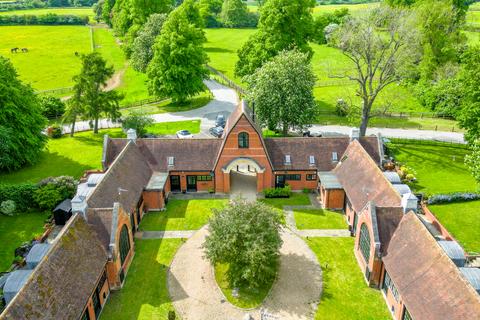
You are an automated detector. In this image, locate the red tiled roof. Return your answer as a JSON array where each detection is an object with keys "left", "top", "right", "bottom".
[
  {"left": 383, "top": 213, "right": 480, "bottom": 320},
  {"left": 333, "top": 140, "right": 400, "bottom": 212}
]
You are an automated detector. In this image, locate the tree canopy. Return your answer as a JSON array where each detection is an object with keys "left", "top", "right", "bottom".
[
  {"left": 235, "top": 0, "right": 315, "bottom": 77},
  {"left": 245, "top": 49, "right": 317, "bottom": 136},
  {"left": 0, "top": 56, "right": 47, "bottom": 172},
  {"left": 220, "top": 0, "right": 257, "bottom": 28},
  {"left": 203, "top": 199, "right": 283, "bottom": 288},
  {"left": 198, "top": 0, "right": 223, "bottom": 27},
  {"left": 465, "top": 140, "right": 480, "bottom": 185},
  {"left": 147, "top": 0, "right": 209, "bottom": 103}
]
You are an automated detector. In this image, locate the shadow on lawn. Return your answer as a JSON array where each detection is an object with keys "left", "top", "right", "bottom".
[{"left": 205, "top": 46, "right": 233, "bottom": 54}]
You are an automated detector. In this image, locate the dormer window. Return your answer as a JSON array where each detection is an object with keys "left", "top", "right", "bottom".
[
  {"left": 285, "top": 155, "right": 291, "bottom": 165},
  {"left": 238, "top": 132, "right": 249, "bottom": 148},
  {"left": 332, "top": 152, "right": 338, "bottom": 162},
  {"left": 168, "top": 156, "right": 174, "bottom": 166},
  {"left": 309, "top": 155, "right": 315, "bottom": 166}
]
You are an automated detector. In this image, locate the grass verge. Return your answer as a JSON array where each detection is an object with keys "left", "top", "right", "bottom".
[{"left": 294, "top": 209, "right": 347, "bottom": 230}]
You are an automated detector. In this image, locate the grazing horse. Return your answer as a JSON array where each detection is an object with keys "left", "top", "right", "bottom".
[
  {"left": 21, "top": 48, "right": 28, "bottom": 53},
  {"left": 10, "top": 47, "right": 19, "bottom": 53}
]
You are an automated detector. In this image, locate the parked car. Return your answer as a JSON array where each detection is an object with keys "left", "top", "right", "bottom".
[
  {"left": 215, "top": 114, "right": 226, "bottom": 128},
  {"left": 209, "top": 126, "right": 224, "bottom": 138},
  {"left": 176, "top": 130, "right": 193, "bottom": 139}
]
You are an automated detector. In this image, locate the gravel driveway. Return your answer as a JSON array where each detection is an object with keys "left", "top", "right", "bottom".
[{"left": 168, "top": 227, "right": 322, "bottom": 320}]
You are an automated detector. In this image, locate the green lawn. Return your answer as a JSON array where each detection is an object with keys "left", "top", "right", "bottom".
[
  {"left": 101, "top": 239, "right": 183, "bottom": 320},
  {"left": 0, "top": 121, "right": 201, "bottom": 184},
  {"left": 140, "top": 199, "right": 227, "bottom": 231},
  {"left": 294, "top": 209, "right": 347, "bottom": 230},
  {"left": 0, "top": 212, "right": 49, "bottom": 271},
  {"left": 259, "top": 193, "right": 311, "bottom": 209},
  {"left": 214, "top": 262, "right": 274, "bottom": 309},
  {"left": 307, "top": 237, "right": 390, "bottom": 320},
  {"left": 387, "top": 140, "right": 476, "bottom": 194},
  {"left": 0, "top": 7, "right": 94, "bottom": 19},
  {"left": 0, "top": 25, "right": 91, "bottom": 90},
  {"left": 429, "top": 201, "right": 480, "bottom": 254}
]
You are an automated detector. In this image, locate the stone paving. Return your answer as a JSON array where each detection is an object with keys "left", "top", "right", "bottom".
[{"left": 135, "top": 230, "right": 196, "bottom": 239}]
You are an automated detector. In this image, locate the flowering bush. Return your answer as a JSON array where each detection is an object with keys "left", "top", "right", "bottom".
[
  {"left": 0, "top": 200, "right": 16, "bottom": 216},
  {"left": 427, "top": 192, "right": 480, "bottom": 205}
]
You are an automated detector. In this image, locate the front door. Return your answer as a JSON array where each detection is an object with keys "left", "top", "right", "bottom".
[
  {"left": 187, "top": 176, "right": 197, "bottom": 192},
  {"left": 170, "top": 175, "right": 181, "bottom": 192},
  {"left": 275, "top": 175, "right": 285, "bottom": 188}
]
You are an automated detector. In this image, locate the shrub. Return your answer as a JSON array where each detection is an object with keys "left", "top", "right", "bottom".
[
  {"left": 0, "top": 184, "right": 38, "bottom": 212},
  {"left": 427, "top": 192, "right": 480, "bottom": 205},
  {"left": 0, "top": 14, "right": 89, "bottom": 25},
  {"left": 263, "top": 185, "right": 291, "bottom": 198},
  {"left": 0, "top": 200, "right": 16, "bottom": 216},
  {"left": 121, "top": 111, "right": 154, "bottom": 137},
  {"left": 203, "top": 200, "right": 283, "bottom": 288},
  {"left": 33, "top": 184, "right": 63, "bottom": 211},
  {"left": 38, "top": 176, "right": 77, "bottom": 199},
  {"left": 47, "top": 124, "right": 63, "bottom": 138},
  {"left": 335, "top": 98, "right": 349, "bottom": 116},
  {"left": 302, "top": 188, "right": 312, "bottom": 194},
  {"left": 40, "top": 96, "right": 65, "bottom": 119}
]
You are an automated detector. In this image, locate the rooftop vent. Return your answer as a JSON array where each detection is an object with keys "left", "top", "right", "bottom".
[
  {"left": 383, "top": 172, "right": 401, "bottom": 184},
  {"left": 127, "top": 128, "right": 137, "bottom": 141},
  {"left": 168, "top": 156, "right": 175, "bottom": 167},
  {"left": 459, "top": 267, "right": 480, "bottom": 294},
  {"left": 309, "top": 155, "right": 315, "bottom": 165},
  {"left": 284, "top": 155, "right": 291, "bottom": 165},
  {"left": 332, "top": 152, "right": 338, "bottom": 162},
  {"left": 438, "top": 240, "right": 466, "bottom": 267},
  {"left": 401, "top": 192, "right": 418, "bottom": 214},
  {"left": 350, "top": 128, "right": 360, "bottom": 141}
]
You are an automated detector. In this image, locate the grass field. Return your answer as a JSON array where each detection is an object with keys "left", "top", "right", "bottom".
[
  {"left": 140, "top": 199, "right": 227, "bottom": 231},
  {"left": 307, "top": 237, "right": 390, "bottom": 319},
  {"left": 386, "top": 140, "right": 476, "bottom": 195},
  {"left": 0, "top": 7, "right": 94, "bottom": 19},
  {"left": 0, "top": 25, "right": 90, "bottom": 90},
  {"left": 101, "top": 239, "right": 183, "bottom": 320},
  {"left": 247, "top": 2, "right": 378, "bottom": 15},
  {"left": 429, "top": 201, "right": 480, "bottom": 254},
  {"left": 294, "top": 209, "right": 347, "bottom": 229},
  {"left": 0, "top": 120, "right": 201, "bottom": 184},
  {"left": 0, "top": 212, "right": 48, "bottom": 272}
]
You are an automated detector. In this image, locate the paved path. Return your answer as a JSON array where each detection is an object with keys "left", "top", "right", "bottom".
[
  {"left": 62, "top": 79, "right": 238, "bottom": 135},
  {"left": 309, "top": 124, "right": 465, "bottom": 144},
  {"left": 168, "top": 227, "right": 322, "bottom": 320},
  {"left": 135, "top": 230, "right": 195, "bottom": 239}
]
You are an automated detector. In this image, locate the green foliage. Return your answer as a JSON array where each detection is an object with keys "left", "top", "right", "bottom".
[
  {"left": 384, "top": 0, "right": 416, "bottom": 7},
  {"left": 121, "top": 111, "right": 154, "bottom": 137},
  {"left": 465, "top": 140, "right": 480, "bottom": 184},
  {"left": 130, "top": 13, "right": 167, "bottom": 72},
  {"left": 0, "top": 14, "right": 89, "bottom": 25},
  {"left": 40, "top": 96, "right": 65, "bottom": 119},
  {"left": 71, "top": 52, "right": 123, "bottom": 133},
  {"left": 203, "top": 200, "right": 283, "bottom": 288},
  {"left": 198, "top": 0, "right": 223, "bottom": 27},
  {"left": 33, "top": 184, "right": 63, "bottom": 211},
  {"left": 312, "top": 8, "right": 349, "bottom": 44},
  {"left": 0, "top": 200, "right": 16, "bottom": 217},
  {"left": 220, "top": 0, "right": 257, "bottom": 28},
  {"left": 246, "top": 49, "right": 317, "bottom": 135},
  {"left": 0, "top": 56, "right": 47, "bottom": 172},
  {"left": 102, "top": 0, "right": 115, "bottom": 25},
  {"left": 148, "top": 0, "right": 209, "bottom": 103},
  {"left": 0, "top": 184, "right": 38, "bottom": 212},
  {"left": 263, "top": 185, "right": 292, "bottom": 198},
  {"left": 235, "top": 0, "right": 315, "bottom": 77},
  {"left": 416, "top": 77, "right": 464, "bottom": 117},
  {"left": 48, "top": 124, "right": 63, "bottom": 139}
]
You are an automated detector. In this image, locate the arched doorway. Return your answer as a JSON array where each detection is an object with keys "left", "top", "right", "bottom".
[{"left": 222, "top": 157, "right": 264, "bottom": 201}]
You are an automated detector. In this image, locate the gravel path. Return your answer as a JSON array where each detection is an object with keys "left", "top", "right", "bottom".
[{"left": 168, "top": 227, "right": 322, "bottom": 320}]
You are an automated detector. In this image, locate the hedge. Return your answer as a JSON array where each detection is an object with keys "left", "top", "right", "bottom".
[
  {"left": 264, "top": 185, "right": 292, "bottom": 198},
  {"left": 427, "top": 192, "right": 480, "bottom": 205},
  {"left": 0, "top": 13, "right": 89, "bottom": 25},
  {"left": 0, "top": 183, "right": 38, "bottom": 212}
]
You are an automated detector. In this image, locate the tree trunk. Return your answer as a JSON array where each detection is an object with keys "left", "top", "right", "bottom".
[
  {"left": 70, "top": 117, "right": 76, "bottom": 137},
  {"left": 94, "top": 117, "right": 99, "bottom": 134},
  {"left": 282, "top": 122, "right": 288, "bottom": 137},
  {"left": 359, "top": 98, "right": 372, "bottom": 137}
]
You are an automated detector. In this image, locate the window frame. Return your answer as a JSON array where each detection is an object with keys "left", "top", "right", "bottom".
[
  {"left": 119, "top": 224, "right": 131, "bottom": 267},
  {"left": 306, "top": 174, "right": 317, "bottom": 181},
  {"left": 238, "top": 132, "right": 249, "bottom": 148},
  {"left": 197, "top": 175, "right": 212, "bottom": 181},
  {"left": 358, "top": 223, "right": 371, "bottom": 263},
  {"left": 285, "top": 174, "right": 301, "bottom": 181}
]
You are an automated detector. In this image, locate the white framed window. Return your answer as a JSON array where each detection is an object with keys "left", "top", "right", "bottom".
[
  {"left": 285, "top": 155, "right": 291, "bottom": 165},
  {"left": 309, "top": 155, "right": 315, "bottom": 165},
  {"left": 168, "top": 156, "right": 174, "bottom": 166}
]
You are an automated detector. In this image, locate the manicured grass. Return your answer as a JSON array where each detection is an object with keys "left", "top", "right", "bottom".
[
  {"left": 214, "top": 262, "right": 274, "bottom": 309},
  {"left": 294, "top": 209, "right": 347, "bottom": 230},
  {"left": 0, "top": 26, "right": 91, "bottom": 90},
  {"left": 260, "top": 193, "right": 311, "bottom": 209},
  {"left": 0, "top": 7, "right": 94, "bottom": 19},
  {"left": 101, "top": 239, "right": 183, "bottom": 320},
  {"left": 429, "top": 201, "right": 480, "bottom": 254},
  {"left": 307, "top": 237, "right": 390, "bottom": 320},
  {"left": 387, "top": 140, "right": 476, "bottom": 194},
  {"left": 0, "top": 212, "right": 49, "bottom": 272},
  {"left": 140, "top": 199, "right": 228, "bottom": 231},
  {"left": 0, "top": 121, "right": 201, "bottom": 184}
]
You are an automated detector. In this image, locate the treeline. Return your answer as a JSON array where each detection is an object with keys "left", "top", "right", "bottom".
[
  {"left": 0, "top": 0, "right": 96, "bottom": 12},
  {"left": 0, "top": 13, "right": 89, "bottom": 25}
]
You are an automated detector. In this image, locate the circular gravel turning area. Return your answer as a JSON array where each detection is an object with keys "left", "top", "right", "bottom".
[{"left": 168, "top": 227, "right": 322, "bottom": 320}]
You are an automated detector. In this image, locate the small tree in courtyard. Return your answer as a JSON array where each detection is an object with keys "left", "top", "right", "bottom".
[
  {"left": 203, "top": 200, "right": 283, "bottom": 288},
  {"left": 245, "top": 49, "right": 317, "bottom": 136},
  {"left": 465, "top": 140, "right": 480, "bottom": 185}
]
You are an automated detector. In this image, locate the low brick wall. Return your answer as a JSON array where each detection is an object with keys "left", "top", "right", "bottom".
[{"left": 421, "top": 203, "right": 455, "bottom": 241}]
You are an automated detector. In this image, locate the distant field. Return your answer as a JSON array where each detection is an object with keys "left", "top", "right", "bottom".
[
  {"left": 0, "top": 25, "right": 90, "bottom": 90},
  {"left": 0, "top": 7, "right": 94, "bottom": 18},
  {"left": 247, "top": 2, "right": 378, "bottom": 15}
]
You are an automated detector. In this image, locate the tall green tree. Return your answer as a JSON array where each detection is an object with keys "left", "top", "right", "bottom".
[
  {"left": 131, "top": 13, "right": 167, "bottom": 72},
  {"left": 147, "top": 0, "right": 209, "bottom": 103},
  {"left": 235, "top": 0, "right": 315, "bottom": 77},
  {"left": 465, "top": 140, "right": 480, "bottom": 184},
  {"left": 71, "top": 52, "right": 122, "bottom": 134},
  {"left": 0, "top": 56, "right": 47, "bottom": 172},
  {"left": 220, "top": 0, "right": 254, "bottom": 28},
  {"left": 198, "top": 0, "right": 223, "bottom": 27},
  {"left": 245, "top": 49, "right": 317, "bottom": 136},
  {"left": 330, "top": 8, "right": 419, "bottom": 137},
  {"left": 203, "top": 200, "right": 282, "bottom": 289}
]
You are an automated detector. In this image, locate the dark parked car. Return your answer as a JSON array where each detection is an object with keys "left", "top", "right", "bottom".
[
  {"left": 209, "top": 126, "right": 224, "bottom": 138},
  {"left": 215, "top": 114, "right": 226, "bottom": 128}
]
